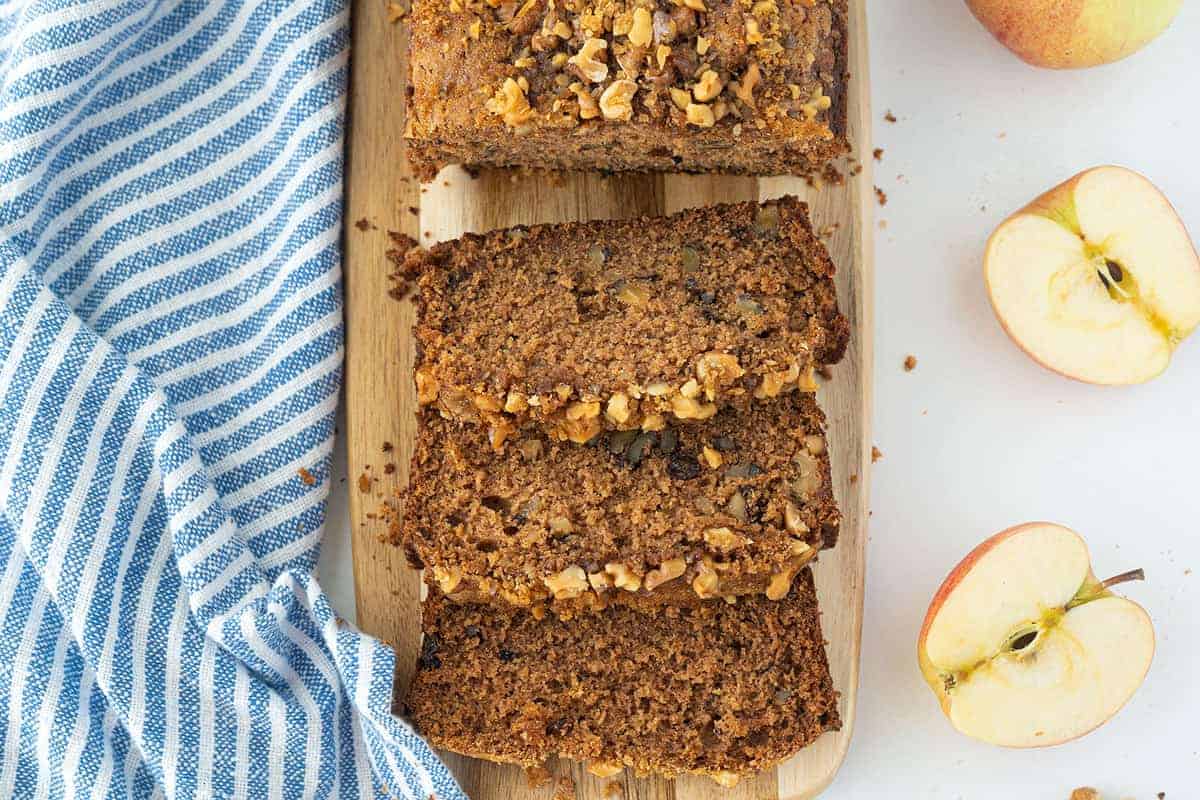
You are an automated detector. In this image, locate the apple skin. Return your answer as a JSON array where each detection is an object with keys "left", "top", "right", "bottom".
[
  {"left": 984, "top": 166, "right": 1200, "bottom": 386},
  {"left": 918, "top": 523, "right": 1155, "bottom": 748},
  {"left": 964, "top": 0, "right": 1182, "bottom": 69}
]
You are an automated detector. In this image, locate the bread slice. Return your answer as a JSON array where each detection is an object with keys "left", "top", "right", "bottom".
[
  {"left": 403, "top": 0, "right": 849, "bottom": 180},
  {"left": 398, "top": 390, "right": 838, "bottom": 610},
  {"left": 406, "top": 196, "right": 849, "bottom": 447},
  {"left": 404, "top": 568, "right": 840, "bottom": 787}
]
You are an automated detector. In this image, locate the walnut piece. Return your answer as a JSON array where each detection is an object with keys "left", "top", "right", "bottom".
[
  {"left": 432, "top": 565, "right": 462, "bottom": 594},
  {"left": 599, "top": 79, "right": 638, "bottom": 121},
  {"left": 485, "top": 77, "right": 533, "bottom": 128},
  {"left": 569, "top": 37, "right": 609, "bottom": 83},
  {"left": 692, "top": 69, "right": 723, "bottom": 102},
  {"left": 543, "top": 566, "right": 589, "bottom": 600},
  {"left": 685, "top": 102, "right": 715, "bottom": 128},
  {"left": 628, "top": 7, "right": 652, "bottom": 47},
  {"left": 606, "top": 392, "right": 632, "bottom": 424},
  {"left": 643, "top": 557, "right": 687, "bottom": 591},
  {"left": 703, "top": 527, "right": 745, "bottom": 551},
  {"left": 605, "top": 562, "right": 643, "bottom": 591}
]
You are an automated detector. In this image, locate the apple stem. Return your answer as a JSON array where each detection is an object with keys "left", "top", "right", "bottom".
[{"left": 1101, "top": 568, "right": 1146, "bottom": 590}]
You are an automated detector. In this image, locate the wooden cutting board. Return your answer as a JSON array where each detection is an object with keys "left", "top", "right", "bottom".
[{"left": 343, "top": 1, "right": 873, "bottom": 796}]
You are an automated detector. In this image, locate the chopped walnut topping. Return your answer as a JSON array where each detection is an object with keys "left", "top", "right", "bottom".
[
  {"left": 671, "top": 393, "right": 717, "bottom": 420},
  {"left": 783, "top": 501, "right": 808, "bottom": 535},
  {"left": 569, "top": 82, "right": 600, "bottom": 119},
  {"left": 701, "top": 446, "right": 722, "bottom": 469},
  {"left": 605, "top": 562, "right": 643, "bottom": 591},
  {"left": 433, "top": 565, "right": 463, "bottom": 594},
  {"left": 692, "top": 69, "right": 723, "bottom": 102},
  {"left": 485, "top": 77, "right": 533, "bottom": 128},
  {"left": 766, "top": 558, "right": 805, "bottom": 601},
  {"left": 628, "top": 6, "right": 653, "bottom": 46},
  {"left": 745, "top": 17, "right": 763, "bottom": 44},
  {"left": 732, "top": 60, "right": 761, "bottom": 107},
  {"left": 669, "top": 86, "right": 690, "bottom": 110},
  {"left": 656, "top": 43, "right": 671, "bottom": 68},
  {"left": 643, "top": 557, "right": 687, "bottom": 591},
  {"left": 569, "top": 37, "right": 609, "bottom": 83},
  {"left": 599, "top": 79, "right": 637, "bottom": 121},
  {"left": 415, "top": 366, "right": 439, "bottom": 405},
  {"left": 566, "top": 400, "right": 601, "bottom": 420},
  {"left": 685, "top": 102, "right": 715, "bottom": 127},
  {"left": 587, "top": 570, "right": 611, "bottom": 592},
  {"left": 606, "top": 392, "right": 632, "bottom": 424},
  {"left": 543, "top": 566, "right": 589, "bottom": 599},
  {"left": 703, "top": 527, "right": 745, "bottom": 551},
  {"left": 692, "top": 559, "right": 721, "bottom": 599}
]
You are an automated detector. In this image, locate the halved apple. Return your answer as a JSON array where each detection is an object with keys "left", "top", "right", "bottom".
[
  {"left": 985, "top": 166, "right": 1200, "bottom": 384},
  {"left": 918, "top": 523, "right": 1154, "bottom": 747}
]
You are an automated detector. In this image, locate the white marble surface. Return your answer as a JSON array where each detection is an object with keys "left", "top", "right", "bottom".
[{"left": 320, "top": 3, "right": 1200, "bottom": 796}]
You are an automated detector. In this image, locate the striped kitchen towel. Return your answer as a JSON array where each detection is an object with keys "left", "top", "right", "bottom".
[{"left": 0, "top": 0, "right": 465, "bottom": 797}]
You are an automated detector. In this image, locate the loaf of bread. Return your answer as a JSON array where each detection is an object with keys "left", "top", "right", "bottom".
[
  {"left": 404, "top": 0, "right": 849, "bottom": 179},
  {"left": 399, "top": 390, "right": 838, "bottom": 610},
  {"left": 407, "top": 196, "right": 848, "bottom": 447},
  {"left": 404, "top": 568, "right": 840, "bottom": 786}
]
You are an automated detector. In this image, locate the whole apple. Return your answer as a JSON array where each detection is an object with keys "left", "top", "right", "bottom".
[{"left": 965, "top": 0, "right": 1182, "bottom": 69}]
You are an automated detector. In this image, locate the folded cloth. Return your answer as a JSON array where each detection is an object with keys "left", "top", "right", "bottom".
[{"left": 0, "top": 1, "right": 465, "bottom": 797}]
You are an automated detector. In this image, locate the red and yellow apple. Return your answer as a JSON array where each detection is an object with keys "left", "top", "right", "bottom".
[
  {"left": 918, "top": 523, "right": 1154, "bottom": 747},
  {"left": 964, "top": 0, "right": 1182, "bottom": 69},
  {"left": 985, "top": 166, "right": 1200, "bottom": 385}
]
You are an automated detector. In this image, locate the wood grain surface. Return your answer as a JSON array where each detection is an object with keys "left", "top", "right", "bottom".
[{"left": 343, "top": 1, "right": 873, "bottom": 796}]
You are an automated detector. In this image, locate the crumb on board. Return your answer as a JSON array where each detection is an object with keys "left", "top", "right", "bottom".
[
  {"left": 297, "top": 468, "right": 316, "bottom": 486},
  {"left": 387, "top": 2, "right": 406, "bottom": 23},
  {"left": 849, "top": 473, "right": 858, "bottom": 485},
  {"left": 878, "top": 219, "right": 887, "bottom": 230},
  {"left": 904, "top": 355, "right": 917, "bottom": 372},
  {"left": 382, "top": 441, "right": 393, "bottom": 452},
  {"left": 873, "top": 147, "right": 884, "bottom": 161},
  {"left": 1070, "top": 789, "right": 1100, "bottom": 800},
  {"left": 384, "top": 462, "right": 396, "bottom": 474},
  {"left": 524, "top": 766, "right": 552, "bottom": 789},
  {"left": 357, "top": 473, "right": 372, "bottom": 494},
  {"left": 354, "top": 218, "right": 372, "bottom": 231},
  {"left": 871, "top": 446, "right": 883, "bottom": 464},
  {"left": 874, "top": 186, "right": 888, "bottom": 206},
  {"left": 816, "top": 365, "right": 834, "bottom": 382},
  {"left": 553, "top": 776, "right": 576, "bottom": 800},
  {"left": 884, "top": 110, "right": 897, "bottom": 123},
  {"left": 408, "top": 206, "right": 419, "bottom": 216},
  {"left": 821, "top": 162, "right": 845, "bottom": 187}
]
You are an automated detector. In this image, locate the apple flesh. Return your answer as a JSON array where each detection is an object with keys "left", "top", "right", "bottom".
[
  {"left": 964, "top": 0, "right": 1182, "bottom": 69},
  {"left": 985, "top": 166, "right": 1200, "bottom": 385},
  {"left": 918, "top": 523, "right": 1154, "bottom": 747}
]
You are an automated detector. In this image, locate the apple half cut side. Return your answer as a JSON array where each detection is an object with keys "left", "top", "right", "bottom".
[
  {"left": 985, "top": 166, "right": 1200, "bottom": 385},
  {"left": 918, "top": 522, "right": 1155, "bottom": 747}
]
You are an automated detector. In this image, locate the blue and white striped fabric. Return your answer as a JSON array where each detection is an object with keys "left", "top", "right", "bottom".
[{"left": 0, "top": 0, "right": 466, "bottom": 797}]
